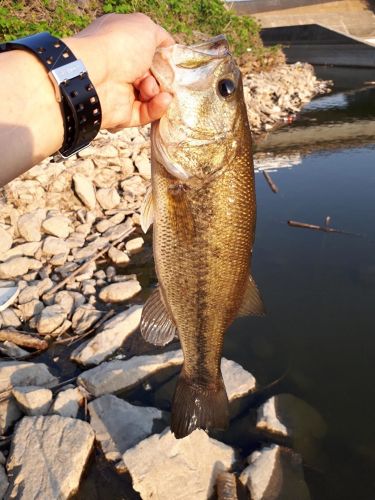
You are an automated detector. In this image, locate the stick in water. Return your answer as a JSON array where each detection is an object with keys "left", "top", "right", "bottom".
[
  {"left": 263, "top": 170, "right": 278, "bottom": 193},
  {"left": 288, "top": 220, "right": 361, "bottom": 237}
]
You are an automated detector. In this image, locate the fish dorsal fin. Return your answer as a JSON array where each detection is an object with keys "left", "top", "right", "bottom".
[
  {"left": 141, "top": 287, "right": 178, "bottom": 346},
  {"left": 237, "top": 275, "right": 266, "bottom": 317},
  {"left": 140, "top": 185, "right": 154, "bottom": 234}
]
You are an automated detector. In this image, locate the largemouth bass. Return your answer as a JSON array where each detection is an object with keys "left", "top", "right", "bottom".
[{"left": 140, "top": 35, "right": 264, "bottom": 439}]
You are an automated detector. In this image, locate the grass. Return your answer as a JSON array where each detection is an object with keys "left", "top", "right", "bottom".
[{"left": 0, "top": 0, "right": 282, "bottom": 68}]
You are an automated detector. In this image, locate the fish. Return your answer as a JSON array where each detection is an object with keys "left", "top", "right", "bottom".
[{"left": 140, "top": 35, "right": 264, "bottom": 439}]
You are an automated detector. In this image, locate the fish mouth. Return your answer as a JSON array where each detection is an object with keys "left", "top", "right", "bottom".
[{"left": 151, "top": 35, "right": 232, "bottom": 93}]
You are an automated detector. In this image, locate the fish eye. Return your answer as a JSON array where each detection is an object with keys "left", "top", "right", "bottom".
[{"left": 218, "top": 78, "right": 236, "bottom": 98}]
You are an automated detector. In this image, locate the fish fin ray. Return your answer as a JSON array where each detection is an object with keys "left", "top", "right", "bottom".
[
  {"left": 171, "top": 371, "right": 229, "bottom": 439},
  {"left": 140, "top": 185, "right": 154, "bottom": 233},
  {"left": 237, "top": 275, "right": 266, "bottom": 317},
  {"left": 141, "top": 287, "right": 178, "bottom": 346}
]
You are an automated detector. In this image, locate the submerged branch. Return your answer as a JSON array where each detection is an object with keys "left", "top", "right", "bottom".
[{"left": 288, "top": 220, "right": 362, "bottom": 237}]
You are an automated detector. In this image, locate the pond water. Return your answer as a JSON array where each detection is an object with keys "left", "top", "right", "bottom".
[
  {"left": 75, "top": 67, "right": 375, "bottom": 499},
  {"left": 227, "top": 66, "right": 375, "bottom": 500}
]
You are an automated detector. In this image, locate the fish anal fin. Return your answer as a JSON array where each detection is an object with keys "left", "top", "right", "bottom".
[
  {"left": 140, "top": 185, "right": 154, "bottom": 234},
  {"left": 141, "top": 287, "right": 178, "bottom": 346},
  {"left": 171, "top": 371, "right": 229, "bottom": 439},
  {"left": 237, "top": 275, "right": 266, "bottom": 317}
]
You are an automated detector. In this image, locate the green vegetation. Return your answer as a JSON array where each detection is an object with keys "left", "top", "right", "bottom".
[{"left": 0, "top": 0, "right": 281, "bottom": 67}]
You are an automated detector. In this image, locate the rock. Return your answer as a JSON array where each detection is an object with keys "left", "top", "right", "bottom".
[
  {"left": 6, "top": 415, "right": 95, "bottom": 499},
  {"left": 71, "top": 305, "right": 102, "bottom": 335},
  {"left": 105, "top": 265, "right": 116, "bottom": 280},
  {"left": 239, "top": 445, "right": 311, "bottom": 500},
  {"left": 50, "top": 253, "right": 68, "bottom": 266},
  {"left": 102, "top": 219, "right": 133, "bottom": 241},
  {"left": 108, "top": 246, "right": 130, "bottom": 266},
  {"left": 42, "top": 215, "right": 72, "bottom": 239},
  {"left": 0, "top": 463, "right": 8, "bottom": 499},
  {"left": 17, "top": 299, "right": 44, "bottom": 320},
  {"left": 81, "top": 282, "right": 96, "bottom": 296},
  {"left": 51, "top": 319, "right": 72, "bottom": 337},
  {"left": 78, "top": 349, "right": 183, "bottom": 396},
  {"left": 51, "top": 387, "right": 84, "bottom": 418},
  {"left": 73, "top": 173, "right": 96, "bottom": 209},
  {"left": 12, "top": 386, "right": 53, "bottom": 416},
  {"left": 96, "top": 188, "right": 121, "bottom": 210},
  {"left": 96, "top": 144, "right": 118, "bottom": 159},
  {"left": 134, "top": 154, "right": 151, "bottom": 179},
  {"left": 0, "top": 257, "right": 42, "bottom": 279},
  {"left": 0, "top": 286, "right": 19, "bottom": 312},
  {"left": 0, "top": 361, "right": 57, "bottom": 392},
  {"left": 42, "top": 236, "right": 70, "bottom": 256},
  {"left": 96, "top": 211, "right": 126, "bottom": 233},
  {"left": 65, "top": 232, "right": 86, "bottom": 249},
  {"left": 0, "top": 242, "right": 42, "bottom": 262},
  {"left": 121, "top": 175, "right": 147, "bottom": 198},
  {"left": 98, "top": 281, "right": 141, "bottom": 303},
  {"left": 0, "top": 308, "right": 21, "bottom": 328},
  {"left": 89, "top": 395, "right": 164, "bottom": 462},
  {"left": 18, "top": 284, "right": 40, "bottom": 304},
  {"left": 54, "top": 290, "right": 75, "bottom": 316},
  {"left": 71, "top": 305, "right": 142, "bottom": 366},
  {"left": 17, "top": 209, "right": 46, "bottom": 242},
  {"left": 0, "top": 341, "right": 29, "bottom": 358},
  {"left": 221, "top": 358, "right": 256, "bottom": 401},
  {"left": 0, "top": 227, "right": 12, "bottom": 254},
  {"left": 0, "top": 398, "right": 22, "bottom": 434},
  {"left": 125, "top": 236, "right": 144, "bottom": 255},
  {"left": 37, "top": 305, "right": 67, "bottom": 335},
  {"left": 123, "top": 428, "right": 235, "bottom": 500}
]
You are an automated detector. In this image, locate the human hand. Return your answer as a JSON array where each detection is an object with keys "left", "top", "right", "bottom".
[{"left": 64, "top": 13, "right": 174, "bottom": 130}]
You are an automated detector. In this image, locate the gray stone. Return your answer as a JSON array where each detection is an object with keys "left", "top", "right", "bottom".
[
  {"left": 0, "top": 341, "right": 29, "bottom": 358},
  {"left": 98, "top": 281, "right": 141, "bottom": 303},
  {"left": 12, "top": 386, "right": 53, "bottom": 416},
  {"left": 78, "top": 349, "right": 183, "bottom": 396},
  {"left": 0, "top": 241, "right": 41, "bottom": 262},
  {"left": 18, "top": 284, "right": 40, "bottom": 304},
  {"left": 0, "top": 308, "right": 21, "bottom": 328},
  {"left": 71, "top": 305, "right": 142, "bottom": 366},
  {"left": 0, "top": 257, "right": 42, "bottom": 279},
  {"left": 54, "top": 291, "right": 75, "bottom": 316},
  {"left": 125, "top": 236, "right": 144, "bottom": 255},
  {"left": 121, "top": 176, "right": 147, "bottom": 198},
  {"left": 96, "top": 212, "right": 126, "bottom": 233},
  {"left": 42, "top": 216, "right": 72, "bottom": 239},
  {"left": 0, "top": 463, "right": 8, "bottom": 499},
  {"left": 0, "top": 398, "right": 22, "bottom": 434},
  {"left": 0, "top": 361, "right": 57, "bottom": 392},
  {"left": 0, "top": 286, "right": 19, "bottom": 312},
  {"left": 0, "top": 227, "right": 12, "bottom": 254},
  {"left": 108, "top": 246, "right": 130, "bottom": 266},
  {"left": 89, "top": 395, "right": 164, "bottom": 462},
  {"left": 73, "top": 173, "right": 96, "bottom": 209},
  {"left": 123, "top": 428, "right": 235, "bottom": 500},
  {"left": 134, "top": 154, "right": 151, "bottom": 179},
  {"left": 17, "top": 209, "right": 46, "bottom": 242},
  {"left": 6, "top": 415, "right": 95, "bottom": 499},
  {"left": 42, "top": 236, "right": 70, "bottom": 256},
  {"left": 102, "top": 219, "right": 133, "bottom": 241},
  {"left": 51, "top": 319, "right": 72, "bottom": 337},
  {"left": 17, "top": 299, "right": 44, "bottom": 320},
  {"left": 239, "top": 445, "right": 311, "bottom": 500},
  {"left": 71, "top": 305, "right": 102, "bottom": 335},
  {"left": 96, "top": 188, "right": 121, "bottom": 210},
  {"left": 51, "top": 387, "right": 84, "bottom": 418},
  {"left": 37, "top": 305, "right": 67, "bottom": 335}
]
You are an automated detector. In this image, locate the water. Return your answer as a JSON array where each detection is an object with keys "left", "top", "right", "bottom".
[
  {"left": 223, "top": 67, "right": 375, "bottom": 499},
  {"left": 74, "top": 67, "right": 375, "bottom": 499}
]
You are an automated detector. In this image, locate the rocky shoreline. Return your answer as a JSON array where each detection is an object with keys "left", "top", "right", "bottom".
[{"left": 0, "top": 62, "right": 329, "bottom": 499}]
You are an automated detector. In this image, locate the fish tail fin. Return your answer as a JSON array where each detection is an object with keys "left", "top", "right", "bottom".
[{"left": 171, "top": 370, "right": 229, "bottom": 439}]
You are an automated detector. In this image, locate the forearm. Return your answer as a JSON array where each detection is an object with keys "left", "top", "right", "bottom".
[{"left": 0, "top": 49, "right": 64, "bottom": 186}]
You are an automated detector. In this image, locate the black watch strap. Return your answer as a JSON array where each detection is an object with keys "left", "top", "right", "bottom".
[{"left": 0, "top": 32, "right": 102, "bottom": 159}]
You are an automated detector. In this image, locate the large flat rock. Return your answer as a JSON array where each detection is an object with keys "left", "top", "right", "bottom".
[
  {"left": 78, "top": 350, "right": 184, "bottom": 397},
  {"left": 88, "top": 395, "right": 165, "bottom": 463},
  {"left": 239, "top": 445, "right": 311, "bottom": 500},
  {"left": 123, "top": 428, "right": 235, "bottom": 500},
  {"left": 6, "top": 415, "right": 95, "bottom": 499},
  {"left": 0, "top": 361, "right": 57, "bottom": 392},
  {"left": 78, "top": 351, "right": 256, "bottom": 402},
  {"left": 71, "top": 305, "right": 143, "bottom": 366}
]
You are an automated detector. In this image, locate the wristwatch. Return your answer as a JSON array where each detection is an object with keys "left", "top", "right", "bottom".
[{"left": 0, "top": 32, "right": 102, "bottom": 160}]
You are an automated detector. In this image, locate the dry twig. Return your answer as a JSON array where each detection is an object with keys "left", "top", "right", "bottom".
[{"left": 0, "top": 330, "right": 48, "bottom": 350}]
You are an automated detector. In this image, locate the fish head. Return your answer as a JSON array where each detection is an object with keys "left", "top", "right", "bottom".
[{"left": 151, "top": 36, "right": 246, "bottom": 181}]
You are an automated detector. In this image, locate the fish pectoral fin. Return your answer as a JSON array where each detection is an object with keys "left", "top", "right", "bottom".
[
  {"left": 140, "top": 185, "right": 154, "bottom": 233},
  {"left": 237, "top": 275, "right": 266, "bottom": 317},
  {"left": 141, "top": 287, "right": 178, "bottom": 346}
]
